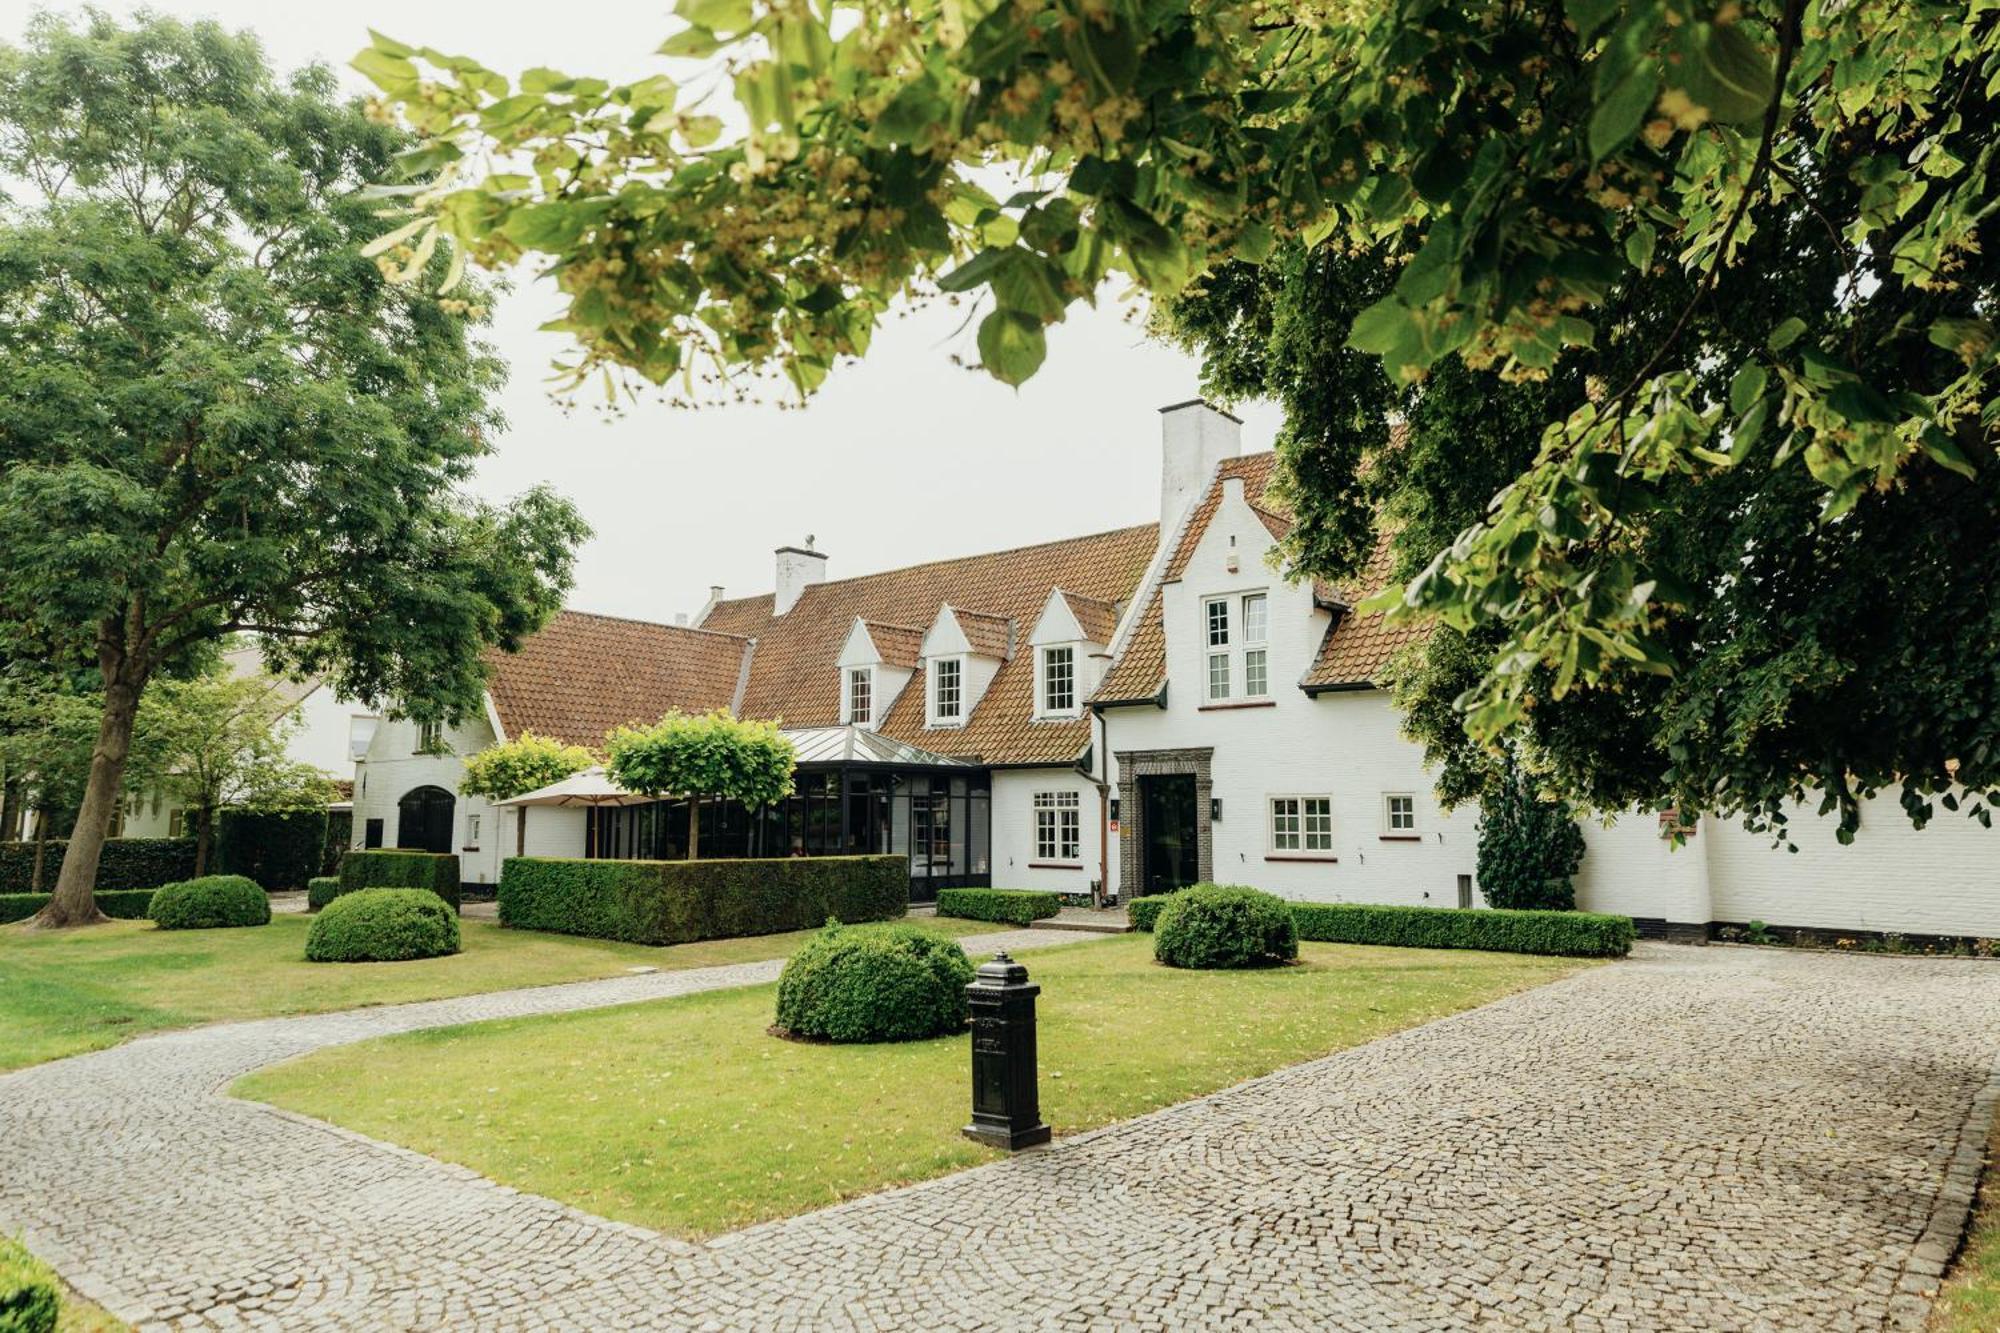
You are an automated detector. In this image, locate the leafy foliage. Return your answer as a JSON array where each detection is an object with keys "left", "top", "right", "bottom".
[
  {"left": 0, "top": 1233, "right": 59, "bottom": 1333},
  {"left": 0, "top": 838, "right": 193, "bottom": 894},
  {"left": 1152, "top": 884, "right": 1299, "bottom": 970},
  {"left": 1125, "top": 893, "right": 1176, "bottom": 932},
  {"left": 935, "top": 887, "right": 1061, "bottom": 925},
  {"left": 147, "top": 875, "right": 272, "bottom": 931},
  {"left": 215, "top": 809, "right": 330, "bottom": 893},
  {"left": 1474, "top": 772, "right": 1589, "bottom": 911},
  {"left": 0, "top": 13, "right": 585, "bottom": 924},
  {"left": 338, "top": 850, "right": 462, "bottom": 910},
  {"left": 772, "top": 922, "right": 975, "bottom": 1043},
  {"left": 307, "top": 876, "right": 344, "bottom": 911},
  {"left": 459, "top": 732, "right": 597, "bottom": 800},
  {"left": 605, "top": 710, "right": 795, "bottom": 858},
  {"left": 360, "top": 0, "right": 1999, "bottom": 832},
  {"left": 0, "top": 889, "right": 154, "bottom": 926},
  {"left": 1290, "top": 901, "right": 1635, "bottom": 957},
  {"left": 497, "top": 853, "right": 907, "bottom": 945},
  {"left": 305, "top": 888, "right": 461, "bottom": 962}
]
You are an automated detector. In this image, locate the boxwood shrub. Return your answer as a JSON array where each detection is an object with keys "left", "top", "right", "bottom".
[
  {"left": 305, "top": 888, "right": 461, "bottom": 962},
  {"left": 216, "top": 808, "right": 329, "bottom": 892},
  {"left": 0, "top": 1234, "right": 59, "bottom": 1333},
  {"left": 1153, "top": 884, "right": 1299, "bottom": 969},
  {"left": 0, "top": 889, "right": 155, "bottom": 925},
  {"left": 1126, "top": 894, "right": 1177, "bottom": 932},
  {"left": 1291, "top": 902, "right": 1635, "bottom": 958},
  {"left": 0, "top": 837, "right": 195, "bottom": 893},
  {"left": 306, "top": 876, "right": 343, "bottom": 911},
  {"left": 772, "top": 922, "right": 975, "bottom": 1042},
  {"left": 935, "top": 887, "right": 1060, "bottom": 926},
  {"left": 338, "top": 849, "right": 460, "bottom": 910},
  {"left": 498, "top": 855, "right": 906, "bottom": 945},
  {"left": 148, "top": 875, "right": 271, "bottom": 930}
]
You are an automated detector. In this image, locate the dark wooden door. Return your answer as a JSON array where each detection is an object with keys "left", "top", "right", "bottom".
[
  {"left": 1140, "top": 774, "right": 1199, "bottom": 895},
  {"left": 396, "top": 785, "right": 455, "bottom": 854}
]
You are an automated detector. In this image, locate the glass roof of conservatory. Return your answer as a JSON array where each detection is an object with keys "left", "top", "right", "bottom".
[{"left": 781, "top": 725, "right": 979, "bottom": 768}]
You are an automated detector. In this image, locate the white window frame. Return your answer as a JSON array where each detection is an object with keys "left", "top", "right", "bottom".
[
  {"left": 1203, "top": 591, "right": 1270, "bottom": 703},
  {"left": 931, "top": 656, "right": 964, "bottom": 725},
  {"left": 1040, "top": 645, "right": 1077, "bottom": 717},
  {"left": 1033, "top": 790, "right": 1082, "bottom": 863},
  {"left": 1269, "top": 795, "right": 1334, "bottom": 855},
  {"left": 415, "top": 721, "right": 442, "bottom": 753},
  {"left": 846, "top": 667, "right": 873, "bottom": 726},
  {"left": 1383, "top": 792, "right": 1418, "bottom": 834},
  {"left": 465, "top": 813, "right": 481, "bottom": 848}
]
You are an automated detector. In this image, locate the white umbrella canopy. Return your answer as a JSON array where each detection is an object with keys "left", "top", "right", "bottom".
[{"left": 490, "top": 766, "right": 653, "bottom": 808}]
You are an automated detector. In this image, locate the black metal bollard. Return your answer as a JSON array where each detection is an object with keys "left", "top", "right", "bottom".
[{"left": 962, "top": 952, "right": 1051, "bottom": 1151}]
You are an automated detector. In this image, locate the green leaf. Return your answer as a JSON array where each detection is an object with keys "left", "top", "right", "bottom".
[
  {"left": 658, "top": 27, "right": 724, "bottom": 57},
  {"left": 869, "top": 78, "right": 944, "bottom": 146},
  {"left": 977, "top": 310, "right": 1046, "bottom": 386},
  {"left": 1624, "top": 222, "right": 1657, "bottom": 272},
  {"left": 675, "top": 0, "right": 752, "bottom": 34},
  {"left": 352, "top": 45, "right": 419, "bottom": 93},
  {"left": 1825, "top": 380, "right": 1898, "bottom": 424},
  {"left": 1346, "top": 295, "right": 1411, "bottom": 356},
  {"left": 1767, "top": 317, "right": 1807, "bottom": 350},
  {"left": 936, "top": 247, "right": 1013, "bottom": 293},
  {"left": 1919, "top": 426, "right": 1977, "bottom": 479},
  {"left": 1684, "top": 23, "right": 1776, "bottom": 125},
  {"left": 1728, "top": 362, "right": 1767, "bottom": 415},
  {"left": 502, "top": 202, "right": 590, "bottom": 251},
  {"left": 1589, "top": 61, "right": 1659, "bottom": 161}
]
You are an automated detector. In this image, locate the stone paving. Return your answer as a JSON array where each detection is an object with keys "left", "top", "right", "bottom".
[{"left": 3, "top": 942, "right": 1998, "bottom": 1331}]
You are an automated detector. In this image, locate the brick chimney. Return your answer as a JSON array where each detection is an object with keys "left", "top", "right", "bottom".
[
  {"left": 1158, "top": 400, "right": 1242, "bottom": 532},
  {"left": 774, "top": 537, "right": 828, "bottom": 616}
]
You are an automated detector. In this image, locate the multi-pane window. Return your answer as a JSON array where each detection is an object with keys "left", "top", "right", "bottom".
[
  {"left": 415, "top": 721, "right": 442, "bottom": 752},
  {"left": 933, "top": 657, "right": 962, "bottom": 722},
  {"left": 1384, "top": 793, "right": 1416, "bottom": 832},
  {"left": 1271, "top": 796, "right": 1333, "bottom": 853},
  {"left": 1034, "top": 790, "right": 1081, "bottom": 862},
  {"left": 1042, "top": 646, "right": 1075, "bottom": 714},
  {"left": 465, "top": 814, "right": 481, "bottom": 846},
  {"left": 1204, "top": 592, "right": 1270, "bottom": 702},
  {"left": 847, "top": 668, "right": 872, "bottom": 725}
]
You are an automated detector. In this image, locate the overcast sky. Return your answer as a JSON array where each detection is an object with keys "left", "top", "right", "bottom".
[{"left": 5, "top": 1, "right": 1283, "bottom": 623}]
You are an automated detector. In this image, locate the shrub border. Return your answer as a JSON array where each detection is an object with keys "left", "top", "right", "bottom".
[
  {"left": 1128, "top": 893, "right": 1632, "bottom": 958},
  {"left": 935, "top": 887, "right": 1061, "bottom": 926}
]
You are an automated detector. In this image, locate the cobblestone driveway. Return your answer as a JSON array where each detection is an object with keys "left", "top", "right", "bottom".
[{"left": 3, "top": 942, "right": 1997, "bottom": 1331}]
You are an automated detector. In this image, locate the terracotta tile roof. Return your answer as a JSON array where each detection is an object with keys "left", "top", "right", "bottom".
[
  {"left": 951, "top": 607, "right": 1015, "bottom": 659},
  {"left": 1092, "top": 452, "right": 1426, "bottom": 703},
  {"left": 702, "top": 524, "right": 1158, "bottom": 765},
  {"left": 485, "top": 610, "right": 753, "bottom": 750},
  {"left": 859, "top": 620, "right": 925, "bottom": 669},
  {"left": 1058, "top": 590, "right": 1121, "bottom": 645}
]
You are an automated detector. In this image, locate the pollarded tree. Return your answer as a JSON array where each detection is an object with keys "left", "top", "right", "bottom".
[
  {"left": 356, "top": 0, "right": 1999, "bottom": 836},
  {"left": 605, "top": 710, "right": 795, "bottom": 860},
  {"left": 0, "top": 14, "right": 587, "bottom": 926},
  {"left": 460, "top": 731, "right": 596, "bottom": 858}
]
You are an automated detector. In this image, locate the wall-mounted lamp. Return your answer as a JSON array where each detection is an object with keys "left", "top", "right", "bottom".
[
  {"left": 1210, "top": 797, "right": 1223, "bottom": 822},
  {"left": 1108, "top": 797, "right": 1120, "bottom": 822}
]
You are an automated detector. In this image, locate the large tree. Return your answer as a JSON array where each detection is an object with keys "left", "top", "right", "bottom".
[
  {"left": 356, "top": 0, "right": 1997, "bottom": 836},
  {"left": 606, "top": 710, "right": 795, "bottom": 860},
  {"left": 0, "top": 14, "right": 587, "bottom": 927}
]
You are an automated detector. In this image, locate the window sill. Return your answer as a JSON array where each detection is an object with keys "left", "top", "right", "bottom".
[
  {"left": 1265, "top": 854, "right": 1339, "bottom": 863},
  {"left": 1198, "top": 699, "right": 1276, "bottom": 712},
  {"left": 461, "top": 846, "right": 480, "bottom": 853},
  {"left": 1377, "top": 834, "right": 1422, "bottom": 842},
  {"left": 1028, "top": 861, "right": 1084, "bottom": 870}
]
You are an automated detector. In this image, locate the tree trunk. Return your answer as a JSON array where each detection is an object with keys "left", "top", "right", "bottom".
[
  {"left": 687, "top": 797, "right": 700, "bottom": 861},
  {"left": 30, "top": 808, "right": 50, "bottom": 892},
  {"left": 193, "top": 802, "right": 213, "bottom": 877},
  {"left": 31, "top": 674, "right": 144, "bottom": 929}
]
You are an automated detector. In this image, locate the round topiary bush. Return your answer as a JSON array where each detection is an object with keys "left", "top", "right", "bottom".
[
  {"left": 1152, "top": 883, "right": 1299, "bottom": 969},
  {"left": 147, "top": 874, "right": 272, "bottom": 930},
  {"left": 306, "top": 876, "right": 343, "bottom": 911},
  {"left": 305, "top": 888, "right": 461, "bottom": 963},
  {"left": 773, "top": 923, "right": 976, "bottom": 1043}
]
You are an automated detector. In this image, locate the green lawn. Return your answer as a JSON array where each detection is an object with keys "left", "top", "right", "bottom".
[
  {"left": 1929, "top": 1109, "right": 2000, "bottom": 1332},
  {"left": 239, "top": 935, "right": 1587, "bottom": 1238},
  {"left": 0, "top": 913, "right": 990, "bottom": 1072}
]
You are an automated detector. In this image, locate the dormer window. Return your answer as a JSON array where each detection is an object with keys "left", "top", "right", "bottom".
[
  {"left": 847, "top": 667, "right": 873, "bottom": 726},
  {"left": 932, "top": 657, "right": 963, "bottom": 724},
  {"left": 1041, "top": 645, "right": 1076, "bottom": 715}
]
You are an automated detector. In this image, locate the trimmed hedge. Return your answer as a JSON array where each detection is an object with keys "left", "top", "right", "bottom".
[
  {"left": 322, "top": 809, "right": 352, "bottom": 877},
  {"left": 1153, "top": 884, "right": 1299, "bottom": 969},
  {"left": 338, "top": 849, "right": 460, "bottom": 910},
  {"left": 773, "top": 923, "right": 975, "bottom": 1042},
  {"left": 499, "top": 854, "right": 907, "bottom": 946},
  {"left": 307, "top": 876, "right": 343, "bottom": 911},
  {"left": 216, "top": 808, "right": 328, "bottom": 892},
  {"left": 0, "top": 1234, "right": 59, "bottom": 1333},
  {"left": 148, "top": 875, "right": 271, "bottom": 930},
  {"left": 0, "top": 837, "right": 195, "bottom": 893},
  {"left": 305, "top": 888, "right": 461, "bottom": 962},
  {"left": 0, "top": 889, "right": 155, "bottom": 925},
  {"left": 935, "top": 887, "right": 1060, "bottom": 926},
  {"left": 1126, "top": 893, "right": 1177, "bottom": 932},
  {"left": 1291, "top": 901, "right": 1635, "bottom": 958}
]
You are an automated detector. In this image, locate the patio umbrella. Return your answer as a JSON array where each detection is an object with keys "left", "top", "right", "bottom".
[{"left": 490, "top": 767, "right": 651, "bottom": 809}]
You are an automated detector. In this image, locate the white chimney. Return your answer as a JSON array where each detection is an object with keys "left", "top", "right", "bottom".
[
  {"left": 773, "top": 537, "right": 828, "bottom": 616},
  {"left": 1158, "top": 399, "right": 1242, "bottom": 532}
]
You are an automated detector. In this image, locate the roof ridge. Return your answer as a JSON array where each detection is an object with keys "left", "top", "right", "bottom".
[
  {"left": 555, "top": 606, "right": 753, "bottom": 643},
  {"left": 708, "top": 521, "right": 1159, "bottom": 608}
]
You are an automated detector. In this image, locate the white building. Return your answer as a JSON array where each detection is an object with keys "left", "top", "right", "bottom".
[{"left": 353, "top": 400, "right": 1999, "bottom": 941}]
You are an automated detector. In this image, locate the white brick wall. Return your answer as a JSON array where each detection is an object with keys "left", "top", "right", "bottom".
[
  {"left": 989, "top": 768, "right": 1103, "bottom": 894},
  {"left": 352, "top": 713, "right": 504, "bottom": 885}
]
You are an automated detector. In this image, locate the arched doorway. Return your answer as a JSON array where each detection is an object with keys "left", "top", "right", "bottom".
[{"left": 396, "top": 785, "right": 456, "bottom": 854}]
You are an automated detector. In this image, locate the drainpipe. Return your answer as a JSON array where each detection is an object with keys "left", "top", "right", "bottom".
[{"left": 1079, "top": 710, "right": 1112, "bottom": 908}]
